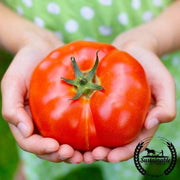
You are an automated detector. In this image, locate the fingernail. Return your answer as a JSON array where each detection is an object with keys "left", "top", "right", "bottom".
[
  {"left": 17, "top": 122, "right": 29, "bottom": 137},
  {"left": 46, "top": 146, "right": 58, "bottom": 153},
  {"left": 146, "top": 118, "right": 159, "bottom": 129}
]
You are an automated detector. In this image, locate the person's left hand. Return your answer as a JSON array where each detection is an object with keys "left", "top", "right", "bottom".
[{"left": 83, "top": 28, "right": 176, "bottom": 164}]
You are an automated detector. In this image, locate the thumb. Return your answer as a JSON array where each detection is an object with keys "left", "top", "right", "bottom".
[
  {"left": 145, "top": 76, "right": 176, "bottom": 129},
  {"left": 1, "top": 75, "right": 34, "bottom": 137}
]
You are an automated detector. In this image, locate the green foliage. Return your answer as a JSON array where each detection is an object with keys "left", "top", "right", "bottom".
[
  {"left": 143, "top": 158, "right": 180, "bottom": 180},
  {"left": 0, "top": 49, "right": 19, "bottom": 180},
  {"left": 59, "top": 165, "right": 104, "bottom": 180}
]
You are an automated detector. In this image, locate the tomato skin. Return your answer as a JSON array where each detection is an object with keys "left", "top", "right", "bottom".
[{"left": 29, "top": 41, "right": 151, "bottom": 151}]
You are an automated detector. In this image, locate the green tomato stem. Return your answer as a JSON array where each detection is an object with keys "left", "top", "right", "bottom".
[{"left": 61, "top": 51, "right": 103, "bottom": 100}]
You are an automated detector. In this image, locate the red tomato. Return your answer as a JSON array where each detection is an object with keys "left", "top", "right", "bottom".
[{"left": 29, "top": 41, "right": 151, "bottom": 151}]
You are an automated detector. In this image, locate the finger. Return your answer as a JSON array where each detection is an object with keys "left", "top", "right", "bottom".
[
  {"left": 83, "top": 151, "right": 95, "bottom": 164},
  {"left": 92, "top": 146, "right": 110, "bottom": 161},
  {"left": 37, "top": 152, "right": 62, "bottom": 163},
  {"left": 9, "top": 123, "right": 59, "bottom": 155},
  {"left": 107, "top": 125, "right": 158, "bottom": 163},
  {"left": 36, "top": 145, "right": 74, "bottom": 162},
  {"left": 1, "top": 77, "right": 33, "bottom": 137},
  {"left": 145, "top": 71, "right": 176, "bottom": 129},
  {"left": 59, "top": 144, "right": 74, "bottom": 160},
  {"left": 66, "top": 151, "right": 83, "bottom": 164}
]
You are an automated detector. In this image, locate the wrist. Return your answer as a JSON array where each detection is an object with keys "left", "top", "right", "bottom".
[
  {"left": 141, "top": 20, "right": 173, "bottom": 56},
  {"left": 112, "top": 24, "right": 159, "bottom": 55}
]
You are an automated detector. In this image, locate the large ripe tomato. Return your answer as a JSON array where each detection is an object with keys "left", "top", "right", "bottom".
[{"left": 29, "top": 41, "right": 151, "bottom": 151}]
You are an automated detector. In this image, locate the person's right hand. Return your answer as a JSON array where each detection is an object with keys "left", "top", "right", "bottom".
[{"left": 1, "top": 33, "right": 83, "bottom": 163}]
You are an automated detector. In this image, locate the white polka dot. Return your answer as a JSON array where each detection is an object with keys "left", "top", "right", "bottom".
[
  {"left": 47, "top": 2, "right": 60, "bottom": 14},
  {"left": 142, "top": 11, "right": 153, "bottom": 22},
  {"left": 65, "top": 19, "right": 79, "bottom": 33},
  {"left": 54, "top": 31, "right": 63, "bottom": 39},
  {"left": 99, "top": 25, "right": 112, "bottom": 36},
  {"left": 114, "top": 164, "right": 122, "bottom": 170},
  {"left": 172, "top": 56, "right": 179, "bottom": 66},
  {"left": 118, "top": 12, "right": 129, "bottom": 25},
  {"left": 153, "top": 0, "right": 163, "bottom": 7},
  {"left": 34, "top": 17, "right": 45, "bottom": 27},
  {"left": 22, "top": 0, "right": 32, "bottom": 7},
  {"left": 84, "top": 37, "right": 96, "bottom": 41},
  {"left": 132, "top": 0, "right": 141, "bottom": 9},
  {"left": 16, "top": 6, "right": 24, "bottom": 15},
  {"left": 99, "top": 0, "right": 112, "bottom": 6},
  {"left": 80, "top": 6, "right": 95, "bottom": 20},
  {"left": 124, "top": 170, "right": 133, "bottom": 177}
]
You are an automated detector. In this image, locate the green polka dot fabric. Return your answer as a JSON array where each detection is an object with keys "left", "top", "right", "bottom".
[
  {"left": 2, "top": 0, "right": 180, "bottom": 180},
  {"left": 2, "top": 0, "right": 173, "bottom": 43}
]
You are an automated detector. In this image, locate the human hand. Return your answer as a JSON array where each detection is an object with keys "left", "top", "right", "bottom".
[
  {"left": 1, "top": 34, "right": 84, "bottom": 164},
  {"left": 83, "top": 28, "right": 176, "bottom": 163}
]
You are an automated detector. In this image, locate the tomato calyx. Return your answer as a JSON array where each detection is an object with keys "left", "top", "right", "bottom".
[{"left": 61, "top": 51, "right": 104, "bottom": 100}]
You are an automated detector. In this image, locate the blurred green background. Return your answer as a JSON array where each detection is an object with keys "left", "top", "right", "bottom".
[
  {"left": 0, "top": 49, "right": 180, "bottom": 180},
  {"left": 0, "top": 49, "right": 19, "bottom": 180}
]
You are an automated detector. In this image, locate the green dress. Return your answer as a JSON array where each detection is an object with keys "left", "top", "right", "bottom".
[{"left": 2, "top": 0, "right": 180, "bottom": 180}]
